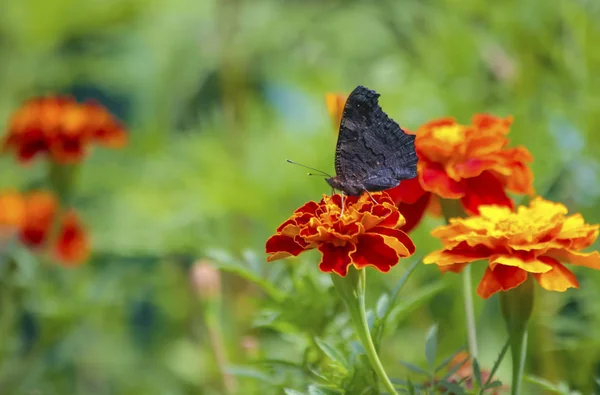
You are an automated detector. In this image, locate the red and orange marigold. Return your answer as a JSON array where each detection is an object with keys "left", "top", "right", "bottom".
[
  {"left": 266, "top": 192, "right": 415, "bottom": 276},
  {"left": 387, "top": 114, "right": 534, "bottom": 232},
  {"left": 0, "top": 190, "right": 90, "bottom": 266},
  {"left": 424, "top": 197, "right": 600, "bottom": 298},
  {"left": 3, "top": 96, "right": 127, "bottom": 163}
]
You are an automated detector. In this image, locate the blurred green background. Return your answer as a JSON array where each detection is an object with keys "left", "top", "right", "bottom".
[{"left": 1, "top": 0, "right": 600, "bottom": 394}]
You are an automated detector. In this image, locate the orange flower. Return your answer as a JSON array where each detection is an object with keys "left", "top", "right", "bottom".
[
  {"left": 325, "top": 93, "right": 347, "bottom": 131},
  {"left": 3, "top": 96, "right": 127, "bottom": 164},
  {"left": 266, "top": 192, "right": 415, "bottom": 276},
  {"left": 0, "top": 190, "right": 90, "bottom": 266},
  {"left": 386, "top": 114, "right": 534, "bottom": 232},
  {"left": 424, "top": 197, "right": 600, "bottom": 298}
]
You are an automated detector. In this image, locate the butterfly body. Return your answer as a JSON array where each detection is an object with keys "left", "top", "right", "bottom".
[{"left": 326, "top": 86, "right": 418, "bottom": 196}]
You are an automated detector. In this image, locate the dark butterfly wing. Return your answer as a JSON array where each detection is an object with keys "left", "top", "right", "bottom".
[{"left": 334, "top": 86, "right": 417, "bottom": 192}]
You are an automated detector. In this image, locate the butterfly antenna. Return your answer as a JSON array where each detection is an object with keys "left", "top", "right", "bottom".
[{"left": 286, "top": 159, "right": 332, "bottom": 178}]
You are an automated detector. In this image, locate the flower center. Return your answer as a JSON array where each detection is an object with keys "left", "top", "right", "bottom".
[{"left": 432, "top": 124, "right": 465, "bottom": 144}]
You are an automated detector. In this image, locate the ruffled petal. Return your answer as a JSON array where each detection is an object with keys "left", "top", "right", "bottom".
[
  {"left": 490, "top": 255, "right": 553, "bottom": 273},
  {"left": 370, "top": 227, "right": 416, "bottom": 256},
  {"left": 419, "top": 162, "right": 465, "bottom": 199},
  {"left": 461, "top": 171, "right": 513, "bottom": 215},
  {"left": 386, "top": 177, "right": 427, "bottom": 205},
  {"left": 533, "top": 256, "right": 579, "bottom": 292},
  {"left": 318, "top": 242, "right": 356, "bottom": 276},
  {"left": 351, "top": 233, "right": 401, "bottom": 273},
  {"left": 545, "top": 249, "right": 600, "bottom": 269},
  {"left": 266, "top": 234, "right": 309, "bottom": 261},
  {"left": 397, "top": 192, "right": 431, "bottom": 233},
  {"left": 477, "top": 265, "right": 528, "bottom": 299}
]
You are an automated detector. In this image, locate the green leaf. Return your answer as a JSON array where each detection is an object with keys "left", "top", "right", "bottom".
[
  {"left": 472, "top": 358, "right": 483, "bottom": 388},
  {"left": 523, "top": 375, "right": 566, "bottom": 394},
  {"left": 307, "top": 385, "right": 340, "bottom": 395},
  {"left": 225, "top": 366, "right": 273, "bottom": 383},
  {"left": 398, "top": 360, "right": 429, "bottom": 377},
  {"left": 434, "top": 345, "right": 467, "bottom": 374},
  {"left": 376, "top": 293, "right": 390, "bottom": 318},
  {"left": 486, "top": 380, "right": 503, "bottom": 388},
  {"left": 314, "top": 337, "right": 349, "bottom": 371},
  {"left": 484, "top": 339, "right": 509, "bottom": 386},
  {"left": 284, "top": 390, "right": 305, "bottom": 395},
  {"left": 424, "top": 323, "right": 438, "bottom": 372},
  {"left": 207, "top": 249, "right": 284, "bottom": 301},
  {"left": 437, "top": 380, "right": 467, "bottom": 395}
]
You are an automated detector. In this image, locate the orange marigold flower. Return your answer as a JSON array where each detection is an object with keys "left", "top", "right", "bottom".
[
  {"left": 2, "top": 96, "right": 127, "bottom": 164},
  {"left": 265, "top": 192, "right": 416, "bottom": 276},
  {"left": 424, "top": 197, "right": 600, "bottom": 298},
  {"left": 325, "top": 93, "right": 347, "bottom": 131},
  {"left": 0, "top": 190, "right": 90, "bottom": 266},
  {"left": 387, "top": 114, "right": 534, "bottom": 232}
]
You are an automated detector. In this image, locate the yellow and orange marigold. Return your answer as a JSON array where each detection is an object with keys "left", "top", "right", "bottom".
[
  {"left": 266, "top": 192, "right": 415, "bottom": 276},
  {"left": 0, "top": 190, "right": 90, "bottom": 266},
  {"left": 424, "top": 197, "right": 600, "bottom": 298},
  {"left": 387, "top": 114, "right": 535, "bottom": 232},
  {"left": 3, "top": 96, "right": 127, "bottom": 163}
]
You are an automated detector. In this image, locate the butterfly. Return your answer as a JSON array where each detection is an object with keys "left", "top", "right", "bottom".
[{"left": 326, "top": 85, "right": 418, "bottom": 197}]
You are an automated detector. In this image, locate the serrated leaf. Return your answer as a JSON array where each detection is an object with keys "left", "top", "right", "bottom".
[
  {"left": 407, "top": 378, "right": 416, "bottom": 395},
  {"left": 435, "top": 345, "right": 467, "bottom": 373},
  {"left": 437, "top": 380, "right": 467, "bottom": 395},
  {"left": 472, "top": 358, "right": 483, "bottom": 387},
  {"left": 486, "top": 380, "right": 503, "bottom": 388},
  {"left": 485, "top": 340, "right": 509, "bottom": 386},
  {"left": 424, "top": 323, "right": 438, "bottom": 372},
  {"left": 314, "top": 337, "right": 349, "bottom": 371},
  {"left": 376, "top": 293, "right": 390, "bottom": 318},
  {"left": 398, "top": 360, "right": 429, "bottom": 377}
]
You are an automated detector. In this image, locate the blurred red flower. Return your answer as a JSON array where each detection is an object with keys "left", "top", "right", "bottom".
[
  {"left": 386, "top": 114, "right": 534, "bottom": 232},
  {"left": 266, "top": 192, "right": 415, "bottom": 276},
  {"left": 3, "top": 96, "right": 127, "bottom": 164},
  {"left": 0, "top": 190, "right": 90, "bottom": 266}
]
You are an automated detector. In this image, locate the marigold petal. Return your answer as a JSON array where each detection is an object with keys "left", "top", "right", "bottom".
[
  {"left": 424, "top": 242, "right": 492, "bottom": 266},
  {"left": 351, "top": 233, "right": 401, "bottom": 273},
  {"left": 477, "top": 265, "right": 528, "bottom": 299},
  {"left": 461, "top": 172, "right": 513, "bottom": 215},
  {"left": 419, "top": 162, "right": 465, "bottom": 199},
  {"left": 438, "top": 262, "right": 469, "bottom": 274},
  {"left": 533, "top": 256, "right": 579, "bottom": 292},
  {"left": 546, "top": 249, "right": 600, "bottom": 270},
  {"left": 490, "top": 255, "right": 552, "bottom": 273},
  {"left": 325, "top": 93, "right": 347, "bottom": 131},
  {"left": 370, "top": 226, "right": 416, "bottom": 256},
  {"left": 266, "top": 234, "right": 309, "bottom": 261},
  {"left": 318, "top": 242, "right": 355, "bottom": 276},
  {"left": 386, "top": 177, "right": 427, "bottom": 205},
  {"left": 397, "top": 192, "right": 431, "bottom": 233}
]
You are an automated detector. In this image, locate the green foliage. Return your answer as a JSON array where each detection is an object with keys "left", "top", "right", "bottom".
[{"left": 1, "top": 0, "right": 600, "bottom": 393}]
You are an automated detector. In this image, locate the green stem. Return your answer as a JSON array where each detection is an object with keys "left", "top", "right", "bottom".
[
  {"left": 462, "top": 266, "right": 478, "bottom": 359},
  {"left": 440, "top": 199, "right": 478, "bottom": 360},
  {"left": 508, "top": 331, "right": 527, "bottom": 395},
  {"left": 332, "top": 269, "right": 398, "bottom": 395}
]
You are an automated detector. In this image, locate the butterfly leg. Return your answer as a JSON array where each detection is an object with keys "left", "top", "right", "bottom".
[
  {"left": 365, "top": 190, "right": 378, "bottom": 204},
  {"left": 340, "top": 192, "right": 345, "bottom": 218}
]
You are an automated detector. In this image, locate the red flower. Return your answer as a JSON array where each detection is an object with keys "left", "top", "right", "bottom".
[
  {"left": 266, "top": 192, "right": 416, "bottom": 276},
  {"left": 3, "top": 96, "right": 127, "bottom": 164},
  {"left": 386, "top": 114, "right": 534, "bottom": 232},
  {"left": 0, "top": 190, "right": 90, "bottom": 266}
]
